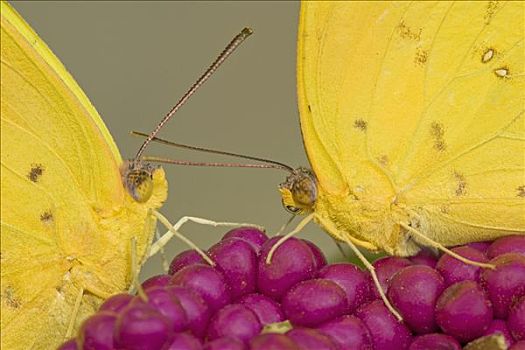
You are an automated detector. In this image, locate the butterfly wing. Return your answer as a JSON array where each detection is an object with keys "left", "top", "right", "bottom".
[
  {"left": 0, "top": 2, "right": 166, "bottom": 348},
  {"left": 298, "top": 1, "right": 524, "bottom": 249}
]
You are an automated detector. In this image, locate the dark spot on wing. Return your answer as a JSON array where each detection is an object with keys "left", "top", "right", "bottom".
[
  {"left": 27, "top": 164, "right": 44, "bottom": 182},
  {"left": 307, "top": 104, "right": 312, "bottom": 112},
  {"left": 415, "top": 48, "right": 428, "bottom": 66},
  {"left": 3, "top": 286, "right": 21, "bottom": 308},
  {"left": 430, "top": 122, "right": 446, "bottom": 151},
  {"left": 517, "top": 185, "right": 525, "bottom": 198},
  {"left": 454, "top": 171, "right": 467, "bottom": 196},
  {"left": 397, "top": 20, "right": 422, "bottom": 41},
  {"left": 377, "top": 155, "right": 389, "bottom": 167},
  {"left": 484, "top": 1, "right": 500, "bottom": 25},
  {"left": 354, "top": 119, "right": 367, "bottom": 131},
  {"left": 40, "top": 211, "right": 53, "bottom": 224}
]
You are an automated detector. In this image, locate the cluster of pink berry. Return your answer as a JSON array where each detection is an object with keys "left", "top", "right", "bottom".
[{"left": 58, "top": 228, "right": 525, "bottom": 350}]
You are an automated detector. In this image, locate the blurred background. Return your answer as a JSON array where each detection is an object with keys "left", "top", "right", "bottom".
[{"left": 11, "top": 1, "right": 349, "bottom": 280}]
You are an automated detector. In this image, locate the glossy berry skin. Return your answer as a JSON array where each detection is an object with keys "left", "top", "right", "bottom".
[
  {"left": 170, "top": 264, "right": 231, "bottom": 312},
  {"left": 238, "top": 293, "right": 284, "bottom": 325},
  {"left": 114, "top": 303, "right": 174, "bottom": 350},
  {"left": 436, "top": 246, "right": 488, "bottom": 286},
  {"left": 98, "top": 293, "right": 133, "bottom": 313},
  {"left": 435, "top": 281, "right": 493, "bottom": 343},
  {"left": 487, "top": 235, "right": 525, "bottom": 258},
  {"left": 249, "top": 334, "right": 299, "bottom": 350},
  {"left": 165, "top": 332, "right": 202, "bottom": 350},
  {"left": 318, "top": 263, "right": 371, "bottom": 313},
  {"left": 206, "top": 304, "right": 262, "bottom": 344},
  {"left": 387, "top": 265, "right": 445, "bottom": 334},
  {"left": 508, "top": 297, "right": 525, "bottom": 342},
  {"left": 282, "top": 279, "right": 348, "bottom": 327},
  {"left": 203, "top": 336, "right": 246, "bottom": 350},
  {"left": 208, "top": 238, "right": 258, "bottom": 299},
  {"left": 355, "top": 300, "right": 412, "bottom": 350},
  {"left": 257, "top": 237, "right": 317, "bottom": 301},
  {"left": 141, "top": 274, "right": 172, "bottom": 290},
  {"left": 481, "top": 253, "right": 525, "bottom": 319},
  {"left": 370, "top": 256, "right": 413, "bottom": 299},
  {"left": 408, "top": 333, "right": 461, "bottom": 350},
  {"left": 222, "top": 227, "right": 268, "bottom": 254},
  {"left": 409, "top": 248, "right": 438, "bottom": 268},
  {"left": 138, "top": 287, "right": 188, "bottom": 332},
  {"left": 167, "top": 286, "right": 211, "bottom": 338},
  {"left": 317, "top": 315, "right": 372, "bottom": 350},
  {"left": 286, "top": 328, "right": 339, "bottom": 350},
  {"left": 77, "top": 311, "right": 117, "bottom": 350},
  {"left": 169, "top": 250, "right": 206, "bottom": 275},
  {"left": 303, "top": 239, "right": 328, "bottom": 270}
]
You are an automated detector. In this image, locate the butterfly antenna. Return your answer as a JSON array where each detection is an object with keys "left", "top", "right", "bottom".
[
  {"left": 135, "top": 27, "right": 253, "bottom": 161},
  {"left": 132, "top": 131, "right": 295, "bottom": 172}
]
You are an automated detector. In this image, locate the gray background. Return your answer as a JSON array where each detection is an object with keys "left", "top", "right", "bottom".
[{"left": 11, "top": 1, "right": 341, "bottom": 280}]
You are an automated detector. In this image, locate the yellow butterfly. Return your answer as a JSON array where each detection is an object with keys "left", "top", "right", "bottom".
[
  {"left": 0, "top": 2, "right": 170, "bottom": 348},
  {"left": 278, "top": 1, "right": 524, "bottom": 317}
]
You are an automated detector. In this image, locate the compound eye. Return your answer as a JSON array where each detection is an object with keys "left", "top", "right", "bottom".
[{"left": 126, "top": 170, "right": 154, "bottom": 203}]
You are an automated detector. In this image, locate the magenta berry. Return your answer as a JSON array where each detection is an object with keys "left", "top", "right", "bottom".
[
  {"left": 169, "top": 250, "right": 206, "bottom": 275},
  {"left": 388, "top": 265, "right": 445, "bottom": 334},
  {"left": 286, "top": 328, "right": 339, "bottom": 350},
  {"left": 435, "top": 281, "right": 493, "bottom": 343},
  {"left": 166, "top": 285, "right": 211, "bottom": 338},
  {"left": 318, "top": 263, "right": 371, "bottom": 313},
  {"left": 141, "top": 274, "right": 172, "bottom": 290},
  {"left": 208, "top": 238, "right": 258, "bottom": 299},
  {"left": 222, "top": 227, "right": 268, "bottom": 253},
  {"left": 410, "top": 248, "right": 438, "bottom": 268},
  {"left": 257, "top": 237, "right": 317, "bottom": 300},
  {"left": 249, "top": 334, "right": 299, "bottom": 350},
  {"left": 508, "top": 297, "right": 525, "bottom": 341},
  {"left": 370, "top": 256, "right": 413, "bottom": 299},
  {"left": 99, "top": 293, "right": 133, "bottom": 313},
  {"left": 77, "top": 311, "right": 117, "bottom": 350},
  {"left": 114, "top": 303, "right": 173, "bottom": 350},
  {"left": 481, "top": 253, "right": 525, "bottom": 319},
  {"left": 58, "top": 339, "right": 78, "bottom": 350},
  {"left": 282, "top": 278, "right": 348, "bottom": 327},
  {"left": 355, "top": 300, "right": 412, "bottom": 350},
  {"left": 488, "top": 235, "right": 525, "bottom": 259},
  {"left": 303, "top": 239, "right": 328, "bottom": 270},
  {"left": 206, "top": 304, "right": 262, "bottom": 344},
  {"left": 317, "top": 315, "right": 372, "bottom": 350},
  {"left": 436, "top": 246, "right": 488, "bottom": 286},
  {"left": 170, "top": 264, "right": 231, "bottom": 312},
  {"left": 137, "top": 287, "right": 188, "bottom": 332},
  {"left": 408, "top": 333, "right": 461, "bottom": 350},
  {"left": 238, "top": 293, "right": 284, "bottom": 325},
  {"left": 203, "top": 337, "right": 246, "bottom": 350},
  {"left": 165, "top": 333, "right": 202, "bottom": 350}
]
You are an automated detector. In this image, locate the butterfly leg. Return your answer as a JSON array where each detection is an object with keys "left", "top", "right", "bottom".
[
  {"left": 65, "top": 287, "right": 84, "bottom": 340},
  {"left": 399, "top": 222, "right": 496, "bottom": 269},
  {"left": 149, "top": 211, "right": 264, "bottom": 265},
  {"left": 266, "top": 214, "right": 314, "bottom": 263}
]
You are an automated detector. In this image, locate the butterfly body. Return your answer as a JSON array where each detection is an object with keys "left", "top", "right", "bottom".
[
  {"left": 281, "top": 1, "right": 525, "bottom": 258},
  {"left": 1, "top": 2, "right": 167, "bottom": 348}
]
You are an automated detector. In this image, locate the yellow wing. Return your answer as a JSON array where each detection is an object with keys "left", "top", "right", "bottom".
[
  {"left": 298, "top": 1, "right": 524, "bottom": 248},
  {"left": 0, "top": 2, "right": 167, "bottom": 349}
]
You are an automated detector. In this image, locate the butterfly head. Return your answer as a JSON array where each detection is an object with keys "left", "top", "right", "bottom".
[
  {"left": 121, "top": 160, "right": 161, "bottom": 203},
  {"left": 279, "top": 167, "right": 317, "bottom": 214}
]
